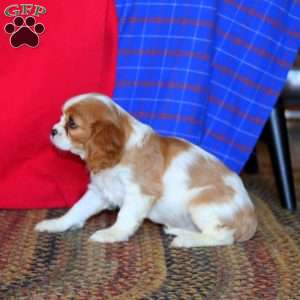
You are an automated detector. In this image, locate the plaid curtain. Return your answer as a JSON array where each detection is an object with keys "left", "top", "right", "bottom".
[{"left": 113, "top": 0, "right": 300, "bottom": 172}]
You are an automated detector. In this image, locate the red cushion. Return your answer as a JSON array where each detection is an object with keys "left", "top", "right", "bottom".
[{"left": 0, "top": 1, "right": 117, "bottom": 208}]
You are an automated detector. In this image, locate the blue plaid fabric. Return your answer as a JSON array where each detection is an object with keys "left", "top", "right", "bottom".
[{"left": 113, "top": 0, "right": 300, "bottom": 173}]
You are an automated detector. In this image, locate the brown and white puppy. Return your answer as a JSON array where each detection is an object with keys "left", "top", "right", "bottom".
[{"left": 35, "top": 93, "right": 257, "bottom": 247}]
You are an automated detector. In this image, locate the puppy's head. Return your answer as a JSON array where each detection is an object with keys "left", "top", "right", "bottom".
[{"left": 51, "top": 94, "right": 126, "bottom": 173}]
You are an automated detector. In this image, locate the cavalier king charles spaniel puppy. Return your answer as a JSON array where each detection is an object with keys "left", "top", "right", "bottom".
[{"left": 35, "top": 93, "right": 257, "bottom": 247}]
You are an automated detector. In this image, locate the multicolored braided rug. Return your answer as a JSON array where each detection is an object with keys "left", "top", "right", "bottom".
[{"left": 1, "top": 178, "right": 300, "bottom": 300}]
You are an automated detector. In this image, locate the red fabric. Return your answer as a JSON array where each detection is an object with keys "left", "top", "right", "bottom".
[{"left": 0, "top": 1, "right": 118, "bottom": 208}]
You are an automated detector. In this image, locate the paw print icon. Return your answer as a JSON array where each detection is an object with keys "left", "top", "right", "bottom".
[{"left": 4, "top": 16, "right": 45, "bottom": 48}]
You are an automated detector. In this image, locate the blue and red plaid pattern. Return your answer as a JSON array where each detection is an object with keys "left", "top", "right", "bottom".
[{"left": 114, "top": 0, "right": 300, "bottom": 173}]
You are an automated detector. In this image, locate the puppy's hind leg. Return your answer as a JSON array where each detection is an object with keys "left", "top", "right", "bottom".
[
  {"left": 168, "top": 226, "right": 234, "bottom": 248},
  {"left": 166, "top": 201, "right": 235, "bottom": 248}
]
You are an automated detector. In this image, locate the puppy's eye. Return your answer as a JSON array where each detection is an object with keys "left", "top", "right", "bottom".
[{"left": 66, "top": 118, "right": 78, "bottom": 129}]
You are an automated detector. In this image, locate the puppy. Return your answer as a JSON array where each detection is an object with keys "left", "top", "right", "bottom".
[{"left": 35, "top": 93, "right": 257, "bottom": 247}]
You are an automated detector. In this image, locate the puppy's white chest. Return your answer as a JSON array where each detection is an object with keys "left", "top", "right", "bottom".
[{"left": 91, "top": 166, "right": 131, "bottom": 207}]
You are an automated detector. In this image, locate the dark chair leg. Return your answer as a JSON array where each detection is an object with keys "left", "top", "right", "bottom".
[{"left": 266, "top": 97, "right": 297, "bottom": 211}]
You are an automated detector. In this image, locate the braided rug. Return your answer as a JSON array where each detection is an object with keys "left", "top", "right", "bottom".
[{"left": 1, "top": 179, "right": 300, "bottom": 300}]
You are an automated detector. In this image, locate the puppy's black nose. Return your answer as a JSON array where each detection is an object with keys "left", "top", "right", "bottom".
[{"left": 51, "top": 128, "right": 58, "bottom": 136}]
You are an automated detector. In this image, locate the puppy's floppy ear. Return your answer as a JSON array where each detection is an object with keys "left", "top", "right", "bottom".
[{"left": 86, "top": 121, "right": 125, "bottom": 173}]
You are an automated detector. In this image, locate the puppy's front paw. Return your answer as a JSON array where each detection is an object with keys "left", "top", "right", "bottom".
[
  {"left": 35, "top": 218, "right": 70, "bottom": 233},
  {"left": 89, "top": 228, "right": 129, "bottom": 243}
]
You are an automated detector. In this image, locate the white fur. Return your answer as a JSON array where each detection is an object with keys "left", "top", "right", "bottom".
[
  {"left": 89, "top": 166, "right": 155, "bottom": 242},
  {"left": 51, "top": 115, "right": 72, "bottom": 151},
  {"left": 63, "top": 93, "right": 113, "bottom": 111},
  {"left": 148, "top": 149, "right": 200, "bottom": 230},
  {"left": 125, "top": 119, "right": 152, "bottom": 150},
  {"left": 51, "top": 114, "right": 86, "bottom": 159},
  {"left": 91, "top": 165, "right": 132, "bottom": 208},
  {"left": 223, "top": 174, "right": 254, "bottom": 210},
  {"left": 36, "top": 93, "right": 256, "bottom": 247}
]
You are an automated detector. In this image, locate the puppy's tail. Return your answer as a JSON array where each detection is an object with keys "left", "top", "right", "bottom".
[{"left": 233, "top": 207, "right": 258, "bottom": 242}]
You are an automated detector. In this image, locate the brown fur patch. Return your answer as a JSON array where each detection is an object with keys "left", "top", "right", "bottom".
[
  {"left": 122, "top": 134, "right": 163, "bottom": 198},
  {"left": 86, "top": 120, "right": 125, "bottom": 172},
  {"left": 64, "top": 99, "right": 114, "bottom": 147},
  {"left": 159, "top": 137, "right": 190, "bottom": 170},
  {"left": 189, "top": 185, "right": 235, "bottom": 207},
  {"left": 188, "top": 155, "right": 257, "bottom": 242},
  {"left": 221, "top": 207, "right": 257, "bottom": 242},
  {"left": 121, "top": 135, "right": 190, "bottom": 199},
  {"left": 63, "top": 99, "right": 132, "bottom": 173},
  {"left": 189, "top": 156, "right": 234, "bottom": 205}
]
